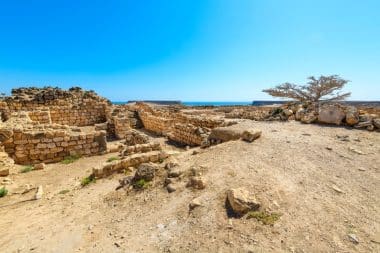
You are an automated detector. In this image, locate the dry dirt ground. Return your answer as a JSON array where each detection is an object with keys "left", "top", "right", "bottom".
[{"left": 0, "top": 120, "right": 379, "bottom": 253}]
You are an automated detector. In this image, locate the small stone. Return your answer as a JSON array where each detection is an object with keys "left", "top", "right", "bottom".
[
  {"left": 168, "top": 168, "right": 182, "bottom": 178},
  {"left": 358, "top": 168, "right": 366, "bottom": 172},
  {"left": 348, "top": 234, "right": 359, "bottom": 244},
  {"left": 33, "top": 163, "right": 46, "bottom": 170},
  {"left": 1, "top": 177, "right": 12, "bottom": 185},
  {"left": 187, "top": 176, "right": 207, "bottom": 190},
  {"left": 35, "top": 185, "right": 43, "bottom": 200},
  {"left": 0, "top": 168, "right": 9, "bottom": 177},
  {"left": 165, "top": 161, "right": 179, "bottom": 170},
  {"left": 227, "top": 187, "right": 260, "bottom": 216},
  {"left": 325, "top": 147, "right": 332, "bottom": 151},
  {"left": 349, "top": 147, "right": 365, "bottom": 155},
  {"left": 166, "top": 183, "right": 177, "bottom": 193},
  {"left": 332, "top": 185, "right": 344, "bottom": 193},
  {"left": 189, "top": 197, "right": 203, "bottom": 210},
  {"left": 114, "top": 242, "right": 121, "bottom": 248}
]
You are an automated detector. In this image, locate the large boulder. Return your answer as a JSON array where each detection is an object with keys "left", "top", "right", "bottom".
[
  {"left": 227, "top": 187, "right": 260, "bottom": 216},
  {"left": 345, "top": 106, "right": 359, "bottom": 126},
  {"left": 134, "top": 163, "right": 157, "bottom": 181},
  {"left": 208, "top": 127, "right": 243, "bottom": 142},
  {"left": 318, "top": 105, "right": 345, "bottom": 125}
]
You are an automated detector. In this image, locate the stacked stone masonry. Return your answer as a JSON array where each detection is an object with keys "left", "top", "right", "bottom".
[
  {"left": 93, "top": 151, "right": 168, "bottom": 178},
  {"left": 2, "top": 125, "right": 107, "bottom": 165}
]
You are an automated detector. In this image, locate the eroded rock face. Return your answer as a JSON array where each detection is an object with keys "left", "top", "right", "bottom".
[
  {"left": 227, "top": 187, "right": 260, "bottom": 216},
  {"left": 318, "top": 105, "right": 345, "bottom": 125},
  {"left": 345, "top": 106, "right": 359, "bottom": 126}
]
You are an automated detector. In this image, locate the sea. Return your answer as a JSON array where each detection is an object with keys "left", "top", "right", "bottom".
[{"left": 112, "top": 101, "right": 286, "bottom": 106}]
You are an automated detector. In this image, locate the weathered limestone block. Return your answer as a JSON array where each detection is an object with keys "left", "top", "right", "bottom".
[
  {"left": 318, "top": 104, "right": 346, "bottom": 125},
  {"left": 227, "top": 187, "right": 260, "bottom": 216}
]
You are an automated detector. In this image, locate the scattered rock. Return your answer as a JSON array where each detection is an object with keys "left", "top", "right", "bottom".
[
  {"left": 358, "top": 168, "right": 366, "bottom": 172},
  {"left": 134, "top": 163, "right": 156, "bottom": 181},
  {"left": 34, "top": 185, "right": 43, "bottom": 200},
  {"left": 226, "top": 187, "right": 260, "bottom": 216},
  {"left": 116, "top": 176, "right": 134, "bottom": 190},
  {"left": 282, "top": 109, "right": 293, "bottom": 117},
  {"left": 336, "top": 135, "right": 350, "bottom": 142},
  {"left": 332, "top": 185, "right": 344, "bottom": 193},
  {"left": 241, "top": 129, "right": 262, "bottom": 143},
  {"left": 187, "top": 176, "right": 207, "bottom": 190},
  {"left": 1, "top": 177, "right": 12, "bottom": 185},
  {"left": 300, "top": 112, "right": 317, "bottom": 124},
  {"left": 355, "top": 121, "right": 373, "bottom": 129},
  {"left": 192, "top": 150, "right": 200, "bottom": 155},
  {"left": 166, "top": 183, "right": 177, "bottom": 193},
  {"left": 349, "top": 147, "right": 365, "bottom": 155},
  {"left": 348, "top": 233, "right": 359, "bottom": 244},
  {"left": 164, "top": 177, "right": 175, "bottom": 186},
  {"left": 189, "top": 197, "right": 203, "bottom": 210},
  {"left": 0, "top": 168, "right": 9, "bottom": 177},
  {"left": 165, "top": 161, "right": 179, "bottom": 170},
  {"left": 325, "top": 147, "right": 332, "bottom": 151},
  {"left": 33, "top": 163, "right": 46, "bottom": 170},
  {"left": 168, "top": 168, "right": 182, "bottom": 178}
]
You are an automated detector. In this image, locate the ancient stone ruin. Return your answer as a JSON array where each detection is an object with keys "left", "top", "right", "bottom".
[{"left": 0, "top": 87, "right": 379, "bottom": 177}]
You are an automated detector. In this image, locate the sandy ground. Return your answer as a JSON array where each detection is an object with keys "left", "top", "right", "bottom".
[{"left": 0, "top": 120, "right": 379, "bottom": 253}]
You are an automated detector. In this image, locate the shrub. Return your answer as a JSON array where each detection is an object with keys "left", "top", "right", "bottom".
[
  {"left": 81, "top": 174, "right": 96, "bottom": 187},
  {"left": 59, "top": 189, "right": 70, "bottom": 194},
  {"left": 133, "top": 179, "right": 149, "bottom": 189},
  {"left": 0, "top": 187, "right": 8, "bottom": 197},
  {"left": 20, "top": 165, "right": 34, "bottom": 173},
  {"left": 61, "top": 154, "right": 81, "bottom": 164},
  {"left": 247, "top": 211, "right": 281, "bottom": 225},
  {"left": 107, "top": 156, "right": 120, "bottom": 163}
]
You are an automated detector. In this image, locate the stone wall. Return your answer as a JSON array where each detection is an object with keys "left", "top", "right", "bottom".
[
  {"left": 137, "top": 104, "right": 226, "bottom": 145},
  {"left": 167, "top": 123, "right": 209, "bottom": 146},
  {"left": 27, "top": 109, "right": 52, "bottom": 124},
  {"left": 2, "top": 127, "right": 107, "bottom": 165},
  {"left": 93, "top": 150, "right": 168, "bottom": 178},
  {"left": 0, "top": 112, "right": 107, "bottom": 165},
  {"left": 3, "top": 87, "right": 110, "bottom": 127}
]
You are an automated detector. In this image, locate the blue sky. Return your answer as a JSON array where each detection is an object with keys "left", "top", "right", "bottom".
[{"left": 0, "top": 0, "right": 379, "bottom": 101}]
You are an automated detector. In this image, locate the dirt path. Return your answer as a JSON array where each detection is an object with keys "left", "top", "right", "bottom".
[{"left": 0, "top": 121, "right": 379, "bottom": 253}]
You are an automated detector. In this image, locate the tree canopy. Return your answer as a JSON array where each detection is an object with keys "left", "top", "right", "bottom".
[{"left": 263, "top": 75, "right": 351, "bottom": 102}]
